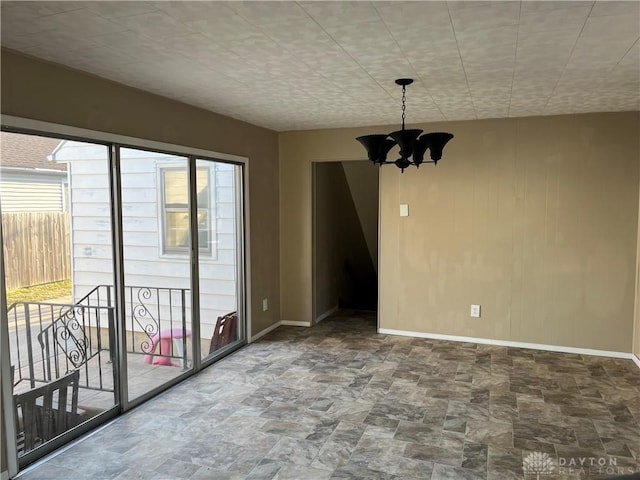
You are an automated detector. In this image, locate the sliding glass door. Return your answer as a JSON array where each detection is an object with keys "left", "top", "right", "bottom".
[
  {"left": 2, "top": 133, "right": 118, "bottom": 465},
  {"left": 118, "top": 148, "right": 193, "bottom": 402},
  {"left": 2, "top": 125, "right": 248, "bottom": 473},
  {"left": 196, "top": 159, "right": 243, "bottom": 363}
]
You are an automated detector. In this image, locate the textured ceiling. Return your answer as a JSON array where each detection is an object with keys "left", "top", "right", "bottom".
[{"left": 1, "top": 1, "right": 639, "bottom": 131}]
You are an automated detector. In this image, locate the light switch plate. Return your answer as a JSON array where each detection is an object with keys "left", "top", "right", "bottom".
[
  {"left": 400, "top": 204, "right": 409, "bottom": 217},
  {"left": 262, "top": 298, "right": 268, "bottom": 312},
  {"left": 470, "top": 304, "right": 481, "bottom": 318}
]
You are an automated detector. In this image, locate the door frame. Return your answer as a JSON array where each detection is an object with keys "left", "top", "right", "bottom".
[{"left": 311, "top": 160, "right": 381, "bottom": 326}]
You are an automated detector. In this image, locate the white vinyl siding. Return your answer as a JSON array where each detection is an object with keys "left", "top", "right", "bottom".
[{"left": 0, "top": 171, "right": 67, "bottom": 212}]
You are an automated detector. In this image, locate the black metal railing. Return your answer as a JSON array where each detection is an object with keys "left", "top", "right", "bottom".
[
  {"left": 8, "top": 284, "right": 190, "bottom": 393},
  {"left": 8, "top": 302, "right": 115, "bottom": 392},
  {"left": 81, "top": 284, "right": 190, "bottom": 365}
]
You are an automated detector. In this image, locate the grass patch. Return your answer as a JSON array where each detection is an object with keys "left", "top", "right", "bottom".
[{"left": 6, "top": 279, "right": 71, "bottom": 306}]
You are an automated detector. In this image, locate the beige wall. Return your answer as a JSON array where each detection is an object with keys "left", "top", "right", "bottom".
[
  {"left": 1, "top": 49, "right": 280, "bottom": 338},
  {"left": 280, "top": 112, "right": 640, "bottom": 353},
  {"left": 634, "top": 168, "right": 640, "bottom": 359}
]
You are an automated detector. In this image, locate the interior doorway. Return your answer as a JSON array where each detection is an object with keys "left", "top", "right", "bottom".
[{"left": 312, "top": 161, "right": 379, "bottom": 322}]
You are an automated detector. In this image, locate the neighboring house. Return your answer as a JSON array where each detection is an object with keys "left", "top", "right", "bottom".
[
  {"left": 50, "top": 140, "right": 238, "bottom": 340},
  {"left": 0, "top": 132, "right": 67, "bottom": 212},
  {"left": 0, "top": 132, "right": 69, "bottom": 289}
]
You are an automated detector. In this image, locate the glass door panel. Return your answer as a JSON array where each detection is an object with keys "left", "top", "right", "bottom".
[
  {"left": 2, "top": 130, "right": 248, "bottom": 475},
  {"left": 2, "top": 133, "right": 117, "bottom": 464},
  {"left": 118, "top": 148, "right": 192, "bottom": 402},
  {"left": 197, "top": 159, "right": 243, "bottom": 362}
]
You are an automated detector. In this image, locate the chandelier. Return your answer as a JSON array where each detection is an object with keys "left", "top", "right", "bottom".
[{"left": 356, "top": 78, "right": 454, "bottom": 172}]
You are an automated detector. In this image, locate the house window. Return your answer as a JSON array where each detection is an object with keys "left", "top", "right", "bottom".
[{"left": 161, "top": 167, "right": 211, "bottom": 254}]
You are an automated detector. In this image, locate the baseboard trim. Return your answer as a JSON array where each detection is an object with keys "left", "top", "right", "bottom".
[
  {"left": 250, "top": 319, "right": 315, "bottom": 342},
  {"left": 316, "top": 306, "right": 338, "bottom": 324},
  {"left": 378, "top": 328, "right": 633, "bottom": 359},
  {"left": 632, "top": 354, "right": 640, "bottom": 370},
  {"left": 250, "top": 321, "right": 282, "bottom": 342},
  {"left": 281, "top": 320, "right": 312, "bottom": 327}
]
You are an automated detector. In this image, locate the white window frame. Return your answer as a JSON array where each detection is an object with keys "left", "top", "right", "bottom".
[{"left": 159, "top": 165, "right": 214, "bottom": 256}]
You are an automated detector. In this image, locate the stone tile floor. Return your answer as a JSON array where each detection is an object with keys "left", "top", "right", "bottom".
[{"left": 16, "top": 311, "right": 640, "bottom": 479}]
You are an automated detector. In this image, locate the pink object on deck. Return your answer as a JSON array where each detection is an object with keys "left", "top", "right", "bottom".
[{"left": 143, "top": 328, "right": 191, "bottom": 367}]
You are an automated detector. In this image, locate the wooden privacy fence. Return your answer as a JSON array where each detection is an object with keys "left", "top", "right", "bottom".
[{"left": 2, "top": 212, "right": 70, "bottom": 289}]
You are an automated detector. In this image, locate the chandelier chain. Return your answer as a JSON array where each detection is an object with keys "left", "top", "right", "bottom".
[{"left": 401, "top": 85, "right": 406, "bottom": 130}]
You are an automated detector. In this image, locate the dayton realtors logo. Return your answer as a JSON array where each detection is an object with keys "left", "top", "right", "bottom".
[
  {"left": 523, "top": 452, "right": 556, "bottom": 478},
  {"left": 523, "top": 452, "right": 638, "bottom": 478}
]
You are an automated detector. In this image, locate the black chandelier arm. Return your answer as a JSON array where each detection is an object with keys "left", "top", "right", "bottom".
[{"left": 357, "top": 131, "right": 454, "bottom": 169}]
